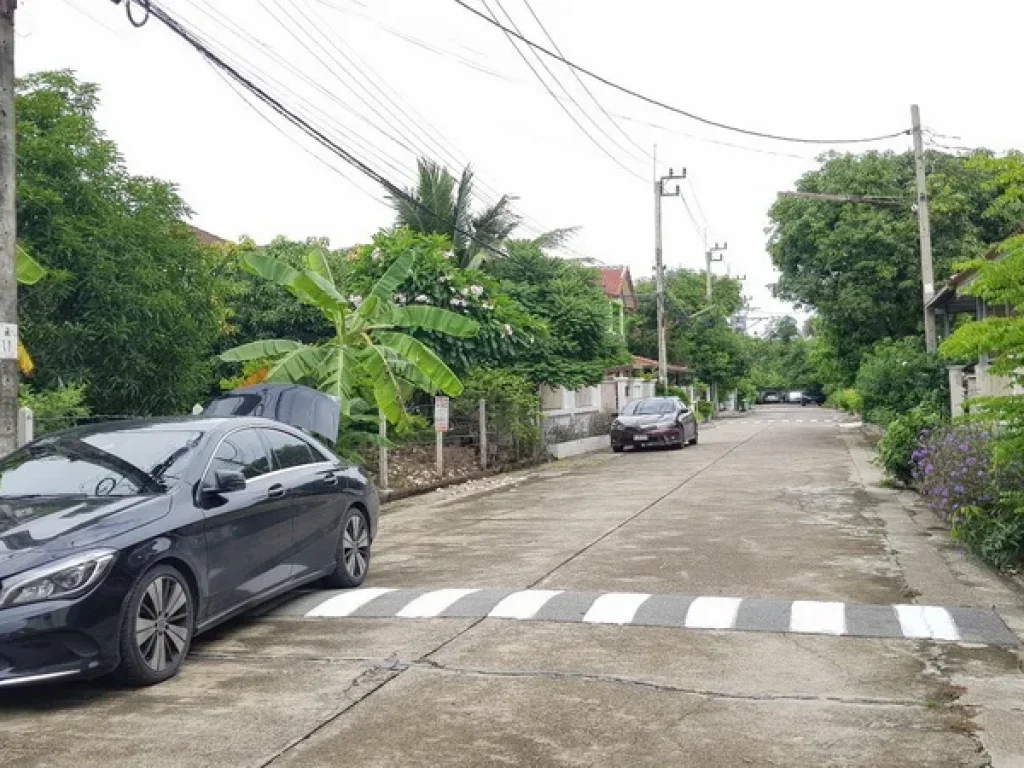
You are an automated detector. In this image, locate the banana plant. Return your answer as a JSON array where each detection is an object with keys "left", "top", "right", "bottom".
[
  {"left": 220, "top": 246, "right": 479, "bottom": 426},
  {"left": 15, "top": 244, "right": 46, "bottom": 376}
]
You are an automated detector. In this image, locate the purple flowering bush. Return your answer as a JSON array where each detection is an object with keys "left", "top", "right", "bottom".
[
  {"left": 912, "top": 422, "right": 1024, "bottom": 571},
  {"left": 912, "top": 424, "right": 997, "bottom": 521}
]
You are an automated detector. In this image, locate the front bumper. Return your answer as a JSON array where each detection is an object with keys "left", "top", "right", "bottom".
[
  {"left": 611, "top": 427, "right": 682, "bottom": 447},
  {"left": 0, "top": 577, "right": 128, "bottom": 688}
]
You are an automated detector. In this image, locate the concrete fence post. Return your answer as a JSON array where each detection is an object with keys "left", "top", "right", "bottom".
[
  {"left": 16, "top": 405, "right": 31, "bottom": 447},
  {"left": 435, "top": 429, "right": 443, "bottom": 477},
  {"left": 479, "top": 398, "right": 487, "bottom": 470},
  {"left": 378, "top": 413, "right": 389, "bottom": 490}
]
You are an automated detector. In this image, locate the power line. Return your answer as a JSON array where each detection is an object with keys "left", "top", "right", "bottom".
[
  {"left": 520, "top": 0, "right": 651, "bottom": 163},
  {"left": 481, "top": 0, "right": 648, "bottom": 183},
  {"left": 253, "top": 0, "right": 561, "bottom": 242},
  {"left": 180, "top": 0, "right": 554, "bottom": 243},
  {"left": 454, "top": 0, "right": 911, "bottom": 146},
  {"left": 133, "top": 1, "right": 511, "bottom": 260}
]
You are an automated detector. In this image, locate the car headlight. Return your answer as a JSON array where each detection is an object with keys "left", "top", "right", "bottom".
[{"left": 0, "top": 550, "right": 116, "bottom": 608}]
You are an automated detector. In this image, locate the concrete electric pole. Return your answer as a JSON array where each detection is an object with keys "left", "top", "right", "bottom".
[
  {"left": 705, "top": 241, "right": 727, "bottom": 303},
  {"left": 654, "top": 163, "right": 686, "bottom": 386},
  {"left": 0, "top": 0, "right": 16, "bottom": 456},
  {"left": 910, "top": 104, "right": 938, "bottom": 353}
]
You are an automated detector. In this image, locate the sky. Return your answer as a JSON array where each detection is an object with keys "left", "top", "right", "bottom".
[{"left": 18, "top": 0, "right": 1024, "bottom": 333}]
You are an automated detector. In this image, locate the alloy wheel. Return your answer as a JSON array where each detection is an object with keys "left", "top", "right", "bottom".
[
  {"left": 342, "top": 513, "right": 371, "bottom": 580},
  {"left": 135, "top": 575, "right": 190, "bottom": 673}
]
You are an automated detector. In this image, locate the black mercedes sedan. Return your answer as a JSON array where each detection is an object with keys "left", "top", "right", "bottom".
[
  {"left": 0, "top": 416, "right": 378, "bottom": 688},
  {"left": 610, "top": 396, "right": 699, "bottom": 452}
]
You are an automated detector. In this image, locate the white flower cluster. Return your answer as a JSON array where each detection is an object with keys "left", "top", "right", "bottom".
[
  {"left": 348, "top": 295, "right": 363, "bottom": 308},
  {"left": 370, "top": 248, "right": 383, "bottom": 261}
]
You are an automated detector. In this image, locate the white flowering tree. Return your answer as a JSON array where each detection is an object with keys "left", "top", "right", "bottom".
[{"left": 220, "top": 245, "right": 479, "bottom": 425}]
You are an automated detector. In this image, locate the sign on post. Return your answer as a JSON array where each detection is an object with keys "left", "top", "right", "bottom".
[
  {"left": 0, "top": 323, "right": 18, "bottom": 360},
  {"left": 434, "top": 396, "right": 450, "bottom": 432}
]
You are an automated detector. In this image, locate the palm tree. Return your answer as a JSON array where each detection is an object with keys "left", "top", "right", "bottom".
[
  {"left": 220, "top": 246, "right": 479, "bottom": 426},
  {"left": 390, "top": 159, "right": 520, "bottom": 270}
]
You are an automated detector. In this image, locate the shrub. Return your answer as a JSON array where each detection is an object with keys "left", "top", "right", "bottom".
[
  {"left": 655, "top": 383, "right": 690, "bottom": 404},
  {"left": 952, "top": 499, "right": 1024, "bottom": 572},
  {"left": 19, "top": 382, "right": 90, "bottom": 435},
  {"left": 876, "top": 407, "right": 942, "bottom": 485},
  {"left": 855, "top": 337, "right": 947, "bottom": 424},
  {"left": 913, "top": 423, "right": 998, "bottom": 522},
  {"left": 827, "top": 388, "right": 862, "bottom": 414},
  {"left": 696, "top": 400, "right": 714, "bottom": 421},
  {"left": 455, "top": 367, "right": 541, "bottom": 451}
]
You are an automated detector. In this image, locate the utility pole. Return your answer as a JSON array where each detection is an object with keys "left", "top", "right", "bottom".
[
  {"left": 705, "top": 241, "right": 727, "bottom": 303},
  {"left": 911, "top": 104, "right": 938, "bottom": 353},
  {"left": 653, "top": 157, "right": 686, "bottom": 386},
  {"left": 0, "top": 0, "right": 16, "bottom": 456}
]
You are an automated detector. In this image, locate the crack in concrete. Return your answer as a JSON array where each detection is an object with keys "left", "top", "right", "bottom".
[{"left": 410, "top": 657, "right": 936, "bottom": 708}]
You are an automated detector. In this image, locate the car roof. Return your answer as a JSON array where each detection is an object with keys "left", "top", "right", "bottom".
[{"left": 33, "top": 415, "right": 305, "bottom": 441}]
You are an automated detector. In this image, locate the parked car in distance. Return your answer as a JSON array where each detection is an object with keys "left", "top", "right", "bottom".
[
  {"left": 0, "top": 416, "right": 379, "bottom": 689},
  {"left": 786, "top": 391, "right": 803, "bottom": 404},
  {"left": 801, "top": 391, "right": 827, "bottom": 406},
  {"left": 611, "top": 397, "right": 698, "bottom": 452},
  {"left": 761, "top": 392, "right": 780, "bottom": 404}
]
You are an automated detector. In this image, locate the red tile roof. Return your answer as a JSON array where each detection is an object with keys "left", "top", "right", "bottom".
[{"left": 598, "top": 266, "right": 637, "bottom": 309}]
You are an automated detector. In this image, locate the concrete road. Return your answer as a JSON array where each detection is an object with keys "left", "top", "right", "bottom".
[{"left": 3, "top": 405, "right": 1024, "bottom": 767}]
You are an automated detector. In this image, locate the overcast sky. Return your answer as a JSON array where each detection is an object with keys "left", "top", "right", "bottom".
[{"left": 19, "top": 0, "right": 1024, "bottom": 330}]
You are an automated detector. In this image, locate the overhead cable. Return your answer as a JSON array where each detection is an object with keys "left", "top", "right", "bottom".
[{"left": 454, "top": 0, "right": 911, "bottom": 145}]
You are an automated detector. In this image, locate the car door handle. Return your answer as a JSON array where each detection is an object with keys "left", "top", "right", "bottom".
[{"left": 267, "top": 483, "right": 286, "bottom": 499}]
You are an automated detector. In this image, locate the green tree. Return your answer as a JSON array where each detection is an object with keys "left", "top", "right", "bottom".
[
  {"left": 854, "top": 337, "right": 947, "bottom": 425},
  {"left": 488, "top": 240, "right": 628, "bottom": 388},
  {"left": 768, "top": 150, "right": 1024, "bottom": 383},
  {"left": 631, "top": 269, "right": 749, "bottom": 394},
  {"left": 941, "top": 233, "right": 1024, "bottom": 460},
  {"left": 220, "top": 238, "right": 479, "bottom": 425},
  {"left": 390, "top": 158, "right": 520, "bottom": 269},
  {"left": 345, "top": 229, "right": 545, "bottom": 377},
  {"left": 17, "top": 70, "right": 227, "bottom": 415}
]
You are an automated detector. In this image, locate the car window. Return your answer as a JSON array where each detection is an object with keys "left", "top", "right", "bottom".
[
  {"left": 261, "top": 429, "right": 317, "bottom": 470},
  {"left": 0, "top": 429, "right": 203, "bottom": 498},
  {"left": 622, "top": 398, "right": 676, "bottom": 416},
  {"left": 208, "top": 429, "right": 271, "bottom": 480}
]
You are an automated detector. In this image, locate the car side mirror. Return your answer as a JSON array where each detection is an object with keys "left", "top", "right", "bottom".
[{"left": 209, "top": 469, "right": 246, "bottom": 494}]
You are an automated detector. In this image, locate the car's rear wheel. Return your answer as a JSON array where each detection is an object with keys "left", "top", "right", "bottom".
[
  {"left": 116, "top": 564, "right": 194, "bottom": 687},
  {"left": 324, "top": 507, "right": 371, "bottom": 589}
]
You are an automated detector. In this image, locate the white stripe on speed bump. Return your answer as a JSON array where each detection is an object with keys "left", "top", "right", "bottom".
[
  {"left": 895, "top": 605, "right": 960, "bottom": 641},
  {"left": 489, "top": 590, "right": 562, "bottom": 619},
  {"left": 685, "top": 596, "right": 742, "bottom": 629},
  {"left": 396, "top": 588, "right": 479, "bottom": 618},
  {"left": 583, "top": 592, "right": 651, "bottom": 624},
  {"left": 306, "top": 587, "right": 394, "bottom": 617},
  {"left": 790, "top": 600, "right": 846, "bottom": 635}
]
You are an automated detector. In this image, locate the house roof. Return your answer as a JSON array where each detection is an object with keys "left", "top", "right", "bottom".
[
  {"left": 599, "top": 266, "right": 627, "bottom": 297},
  {"left": 190, "top": 225, "right": 229, "bottom": 246},
  {"left": 927, "top": 223, "right": 1023, "bottom": 310},
  {"left": 608, "top": 355, "right": 686, "bottom": 374}
]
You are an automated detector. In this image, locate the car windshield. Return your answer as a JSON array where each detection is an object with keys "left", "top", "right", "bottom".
[
  {"left": 0, "top": 428, "right": 204, "bottom": 498},
  {"left": 622, "top": 398, "right": 676, "bottom": 416}
]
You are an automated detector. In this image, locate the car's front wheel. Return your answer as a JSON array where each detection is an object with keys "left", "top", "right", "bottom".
[
  {"left": 324, "top": 507, "right": 371, "bottom": 589},
  {"left": 116, "top": 564, "right": 194, "bottom": 686}
]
